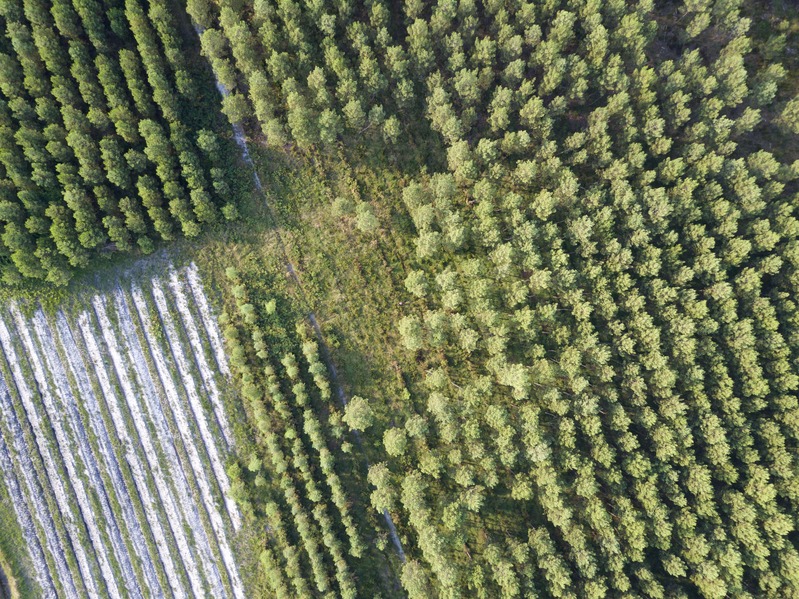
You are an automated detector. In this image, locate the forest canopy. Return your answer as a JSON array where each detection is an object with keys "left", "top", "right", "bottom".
[
  {"left": 1, "top": 0, "right": 799, "bottom": 598},
  {"left": 188, "top": 0, "right": 799, "bottom": 597},
  {"left": 0, "top": 0, "right": 240, "bottom": 287}
]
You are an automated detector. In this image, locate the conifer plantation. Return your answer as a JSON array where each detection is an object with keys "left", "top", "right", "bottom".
[
  {"left": 0, "top": 0, "right": 239, "bottom": 286},
  {"left": 0, "top": 0, "right": 798, "bottom": 598}
]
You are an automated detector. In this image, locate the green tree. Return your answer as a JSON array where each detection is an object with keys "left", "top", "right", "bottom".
[
  {"left": 342, "top": 396, "right": 374, "bottom": 431},
  {"left": 384, "top": 427, "right": 408, "bottom": 456}
]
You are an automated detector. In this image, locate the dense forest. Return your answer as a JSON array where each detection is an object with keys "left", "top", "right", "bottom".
[
  {"left": 0, "top": 0, "right": 799, "bottom": 598},
  {"left": 0, "top": 0, "right": 241, "bottom": 286},
  {"left": 195, "top": 0, "right": 799, "bottom": 597}
]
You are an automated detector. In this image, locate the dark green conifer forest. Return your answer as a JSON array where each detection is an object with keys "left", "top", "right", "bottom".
[
  {"left": 0, "top": 0, "right": 240, "bottom": 286},
  {"left": 1, "top": 0, "right": 799, "bottom": 597}
]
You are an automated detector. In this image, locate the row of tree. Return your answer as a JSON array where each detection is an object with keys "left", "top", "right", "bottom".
[{"left": 220, "top": 267, "right": 397, "bottom": 598}]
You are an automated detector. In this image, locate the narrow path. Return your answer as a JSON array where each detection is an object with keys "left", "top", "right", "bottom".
[{"left": 191, "top": 23, "right": 407, "bottom": 565}]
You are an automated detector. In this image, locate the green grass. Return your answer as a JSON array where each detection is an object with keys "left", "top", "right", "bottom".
[{"left": 187, "top": 138, "right": 428, "bottom": 455}]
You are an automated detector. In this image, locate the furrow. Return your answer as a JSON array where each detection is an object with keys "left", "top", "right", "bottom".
[
  {"left": 168, "top": 268, "right": 233, "bottom": 448},
  {"left": 53, "top": 310, "right": 164, "bottom": 598},
  {"left": 88, "top": 298, "right": 207, "bottom": 597},
  {"left": 9, "top": 305, "right": 117, "bottom": 598},
  {"left": 77, "top": 311, "right": 186, "bottom": 597},
  {"left": 149, "top": 276, "right": 240, "bottom": 527},
  {"left": 103, "top": 292, "right": 226, "bottom": 597},
  {"left": 0, "top": 313, "right": 90, "bottom": 599},
  {"left": 135, "top": 282, "right": 245, "bottom": 598},
  {"left": 32, "top": 309, "right": 139, "bottom": 598},
  {"left": 186, "top": 262, "right": 231, "bottom": 378},
  {"left": 0, "top": 379, "right": 68, "bottom": 599},
  {"left": 0, "top": 428, "right": 58, "bottom": 598}
]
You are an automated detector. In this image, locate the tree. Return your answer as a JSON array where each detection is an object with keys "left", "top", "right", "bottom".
[
  {"left": 404, "top": 270, "right": 428, "bottom": 297},
  {"left": 343, "top": 98, "right": 366, "bottom": 131},
  {"left": 283, "top": 83, "right": 318, "bottom": 147},
  {"left": 779, "top": 96, "right": 799, "bottom": 135},
  {"left": 343, "top": 396, "right": 374, "bottom": 431},
  {"left": 401, "top": 561, "right": 433, "bottom": 599},
  {"left": 100, "top": 137, "right": 131, "bottom": 190},
  {"left": 102, "top": 215, "right": 133, "bottom": 250},
  {"left": 399, "top": 315, "right": 424, "bottom": 351},
  {"left": 355, "top": 202, "right": 378, "bottom": 232},
  {"left": 384, "top": 427, "right": 408, "bottom": 456},
  {"left": 318, "top": 109, "right": 342, "bottom": 145},
  {"left": 374, "top": 113, "right": 396, "bottom": 147},
  {"left": 46, "top": 203, "right": 90, "bottom": 268},
  {"left": 4, "top": 222, "right": 46, "bottom": 280},
  {"left": 222, "top": 93, "right": 252, "bottom": 124}
]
